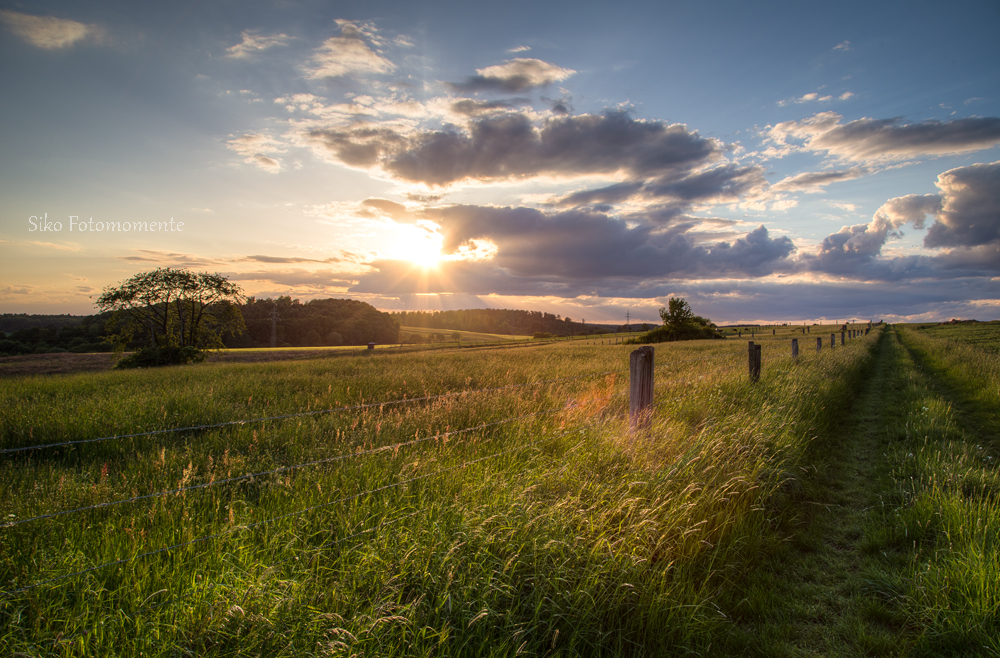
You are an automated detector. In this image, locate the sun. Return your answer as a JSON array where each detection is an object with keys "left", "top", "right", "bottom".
[{"left": 387, "top": 227, "right": 443, "bottom": 268}]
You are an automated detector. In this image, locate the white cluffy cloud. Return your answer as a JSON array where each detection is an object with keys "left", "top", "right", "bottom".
[
  {"left": 449, "top": 58, "right": 575, "bottom": 92},
  {"left": 225, "top": 31, "right": 291, "bottom": 58},
  {"left": 226, "top": 133, "right": 286, "bottom": 172},
  {"left": 307, "top": 20, "right": 395, "bottom": 78},
  {"left": 0, "top": 10, "right": 101, "bottom": 49}
]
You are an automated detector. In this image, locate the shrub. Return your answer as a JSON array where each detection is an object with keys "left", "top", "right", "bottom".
[{"left": 115, "top": 345, "right": 206, "bottom": 369}]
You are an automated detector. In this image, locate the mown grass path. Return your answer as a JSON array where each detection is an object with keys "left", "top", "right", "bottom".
[{"left": 725, "top": 327, "right": 999, "bottom": 656}]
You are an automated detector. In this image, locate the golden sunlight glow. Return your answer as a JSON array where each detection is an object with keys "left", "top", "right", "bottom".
[{"left": 386, "top": 225, "right": 444, "bottom": 268}]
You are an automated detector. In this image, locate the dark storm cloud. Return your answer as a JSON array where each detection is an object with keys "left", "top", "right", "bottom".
[{"left": 307, "top": 111, "right": 722, "bottom": 186}]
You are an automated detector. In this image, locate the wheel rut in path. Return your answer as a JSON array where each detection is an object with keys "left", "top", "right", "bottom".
[{"left": 727, "top": 329, "right": 919, "bottom": 656}]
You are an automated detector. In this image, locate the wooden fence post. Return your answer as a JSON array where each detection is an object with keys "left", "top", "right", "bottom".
[
  {"left": 792, "top": 338, "right": 799, "bottom": 360},
  {"left": 748, "top": 341, "right": 761, "bottom": 382},
  {"left": 817, "top": 337, "right": 822, "bottom": 352},
  {"left": 831, "top": 334, "right": 836, "bottom": 349},
  {"left": 629, "top": 346, "right": 654, "bottom": 428},
  {"left": 840, "top": 332, "right": 845, "bottom": 346}
]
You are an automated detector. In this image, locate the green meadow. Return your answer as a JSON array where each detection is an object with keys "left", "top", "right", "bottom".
[{"left": 1, "top": 323, "right": 997, "bottom": 656}]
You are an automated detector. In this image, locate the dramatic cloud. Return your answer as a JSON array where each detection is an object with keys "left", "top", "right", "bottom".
[
  {"left": 766, "top": 112, "right": 1000, "bottom": 161},
  {"left": 351, "top": 218, "right": 796, "bottom": 297},
  {"left": 549, "top": 164, "right": 766, "bottom": 212},
  {"left": 0, "top": 10, "right": 99, "bottom": 49},
  {"left": 772, "top": 168, "right": 867, "bottom": 192},
  {"left": 307, "top": 21, "right": 395, "bottom": 78},
  {"left": 227, "top": 133, "right": 285, "bottom": 172},
  {"left": 225, "top": 31, "right": 291, "bottom": 59},
  {"left": 873, "top": 194, "right": 942, "bottom": 230},
  {"left": 448, "top": 58, "right": 575, "bottom": 92},
  {"left": 925, "top": 161, "right": 1000, "bottom": 248},
  {"left": 805, "top": 161, "right": 1000, "bottom": 279},
  {"left": 424, "top": 204, "right": 795, "bottom": 283},
  {"left": 644, "top": 164, "right": 767, "bottom": 203},
  {"left": 307, "top": 110, "right": 722, "bottom": 186}
]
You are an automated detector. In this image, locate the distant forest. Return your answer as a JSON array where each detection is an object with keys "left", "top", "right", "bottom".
[
  {"left": 0, "top": 302, "right": 641, "bottom": 357},
  {"left": 233, "top": 297, "right": 399, "bottom": 348},
  {"left": 0, "top": 314, "right": 111, "bottom": 356},
  {"left": 390, "top": 309, "right": 621, "bottom": 337},
  {"left": 0, "top": 298, "right": 400, "bottom": 356}
]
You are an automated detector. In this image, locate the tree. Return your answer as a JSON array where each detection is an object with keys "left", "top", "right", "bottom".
[
  {"left": 659, "top": 297, "right": 695, "bottom": 328},
  {"left": 97, "top": 268, "right": 246, "bottom": 358},
  {"left": 631, "top": 297, "right": 720, "bottom": 344}
]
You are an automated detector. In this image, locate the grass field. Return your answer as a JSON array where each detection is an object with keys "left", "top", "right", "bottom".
[{"left": 1, "top": 323, "right": 996, "bottom": 656}]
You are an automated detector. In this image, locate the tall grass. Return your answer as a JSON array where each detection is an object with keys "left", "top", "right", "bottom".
[{"left": 1, "top": 333, "right": 879, "bottom": 655}]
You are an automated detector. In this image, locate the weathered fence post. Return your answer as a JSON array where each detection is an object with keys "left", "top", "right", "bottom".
[
  {"left": 831, "top": 334, "right": 836, "bottom": 349},
  {"left": 840, "top": 332, "right": 845, "bottom": 346},
  {"left": 817, "top": 337, "right": 822, "bottom": 352},
  {"left": 629, "top": 346, "right": 654, "bottom": 429},
  {"left": 748, "top": 341, "right": 761, "bottom": 382},
  {"left": 792, "top": 338, "right": 799, "bottom": 360}
]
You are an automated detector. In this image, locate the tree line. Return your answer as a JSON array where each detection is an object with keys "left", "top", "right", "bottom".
[
  {"left": 390, "top": 309, "right": 612, "bottom": 337},
  {"left": 233, "top": 296, "right": 399, "bottom": 348}
]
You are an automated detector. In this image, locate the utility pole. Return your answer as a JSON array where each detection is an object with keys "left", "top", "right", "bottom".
[{"left": 625, "top": 310, "right": 631, "bottom": 332}]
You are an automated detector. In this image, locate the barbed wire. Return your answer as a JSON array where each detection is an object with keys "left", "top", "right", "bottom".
[
  {"left": 3, "top": 406, "right": 577, "bottom": 529},
  {"left": 2, "top": 350, "right": 740, "bottom": 456},
  {"left": 2, "top": 412, "right": 607, "bottom": 597},
  {"left": 45, "top": 413, "right": 627, "bottom": 649},
  {"left": 1, "top": 368, "right": 631, "bottom": 456}
]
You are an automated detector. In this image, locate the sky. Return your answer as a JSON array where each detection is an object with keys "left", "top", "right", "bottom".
[{"left": 1, "top": 0, "right": 998, "bottom": 325}]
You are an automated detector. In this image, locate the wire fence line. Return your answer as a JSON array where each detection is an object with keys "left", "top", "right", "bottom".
[
  {"left": 1, "top": 411, "right": 608, "bottom": 598},
  {"left": 0, "top": 369, "right": 634, "bottom": 456},
  {"left": 2, "top": 356, "right": 747, "bottom": 531},
  {"left": 1, "top": 352, "right": 741, "bottom": 456},
  {"left": 0, "top": 339, "right": 842, "bottom": 596},
  {"left": 2, "top": 337, "right": 875, "bottom": 646},
  {"left": 0, "top": 344, "right": 839, "bottom": 530},
  {"left": 46, "top": 412, "right": 626, "bottom": 649},
  {"left": 2, "top": 406, "right": 571, "bottom": 529},
  {"left": 3, "top": 360, "right": 742, "bottom": 532}
]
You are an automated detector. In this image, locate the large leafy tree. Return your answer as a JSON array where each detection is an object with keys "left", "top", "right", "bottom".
[
  {"left": 633, "top": 297, "right": 719, "bottom": 344},
  {"left": 97, "top": 268, "right": 246, "bottom": 352},
  {"left": 659, "top": 297, "right": 695, "bottom": 329}
]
